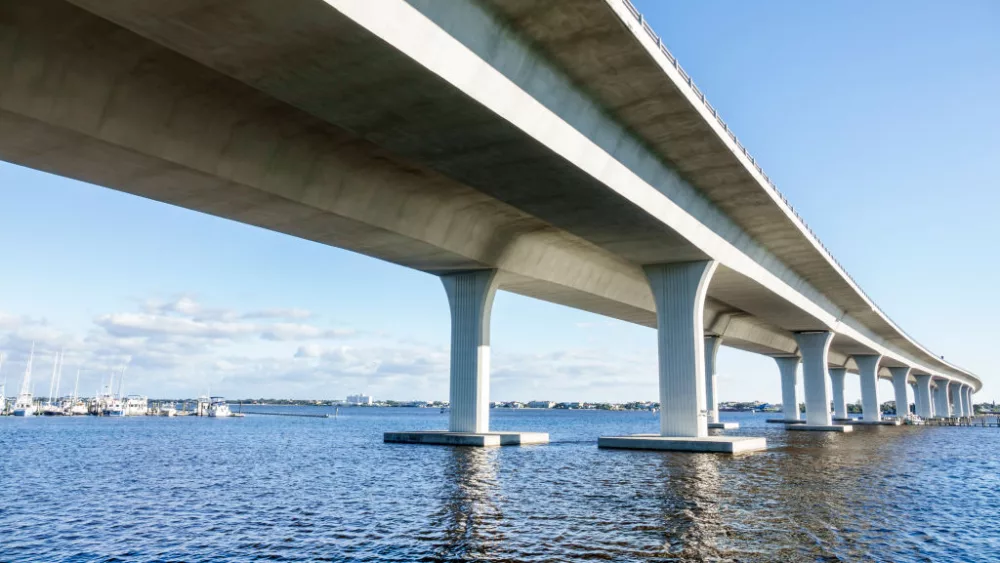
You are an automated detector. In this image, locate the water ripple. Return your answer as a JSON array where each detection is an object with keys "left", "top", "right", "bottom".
[{"left": 2, "top": 409, "right": 999, "bottom": 562}]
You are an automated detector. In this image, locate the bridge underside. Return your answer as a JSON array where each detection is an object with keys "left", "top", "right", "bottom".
[{"left": 0, "top": 0, "right": 964, "bottom": 385}]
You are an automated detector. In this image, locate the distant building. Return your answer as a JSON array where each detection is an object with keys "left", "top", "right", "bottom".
[
  {"left": 347, "top": 394, "right": 373, "bottom": 405},
  {"left": 527, "top": 400, "right": 554, "bottom": 409}
]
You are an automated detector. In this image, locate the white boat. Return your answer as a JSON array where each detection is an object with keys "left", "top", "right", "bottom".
[
  {"left": 64, "top": 366, "right": 87, "bottom": 415},
  {"left": 12, "top": 343, "right": 36, "bottom": 417},
  {"left": 157, "top": 402, "right": 177, "bottom": 417},
  {"left": 122, "top": 395, "right": 148, "bottom": 416},
  {"left": 42, "top": 350, "right": 64, "bottom": 415},
  {"left": 207, "top": 397, "right": 232, "bottom": 418}
]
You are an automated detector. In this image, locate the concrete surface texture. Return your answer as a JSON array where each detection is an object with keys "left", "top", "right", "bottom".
[{"left": 0, "top": 0, "right": 981, "bottom": 443}]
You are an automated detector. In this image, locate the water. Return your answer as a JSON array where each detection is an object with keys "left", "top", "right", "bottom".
[{"left": 1, "top": 408, "right": 998, "bottom": 562}]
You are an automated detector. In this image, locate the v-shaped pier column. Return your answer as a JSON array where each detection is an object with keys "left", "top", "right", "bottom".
[
  {"left": 829, "top": 367, "right": 848, "bottom": 421},
  {"left": 385, "top": 269, "right": 548, "bottom": 446},
  {"left": 889, "top": 367, "right": 911, "bottom": 420},
  {"left": 599, "top": 261, "right": 765, "bottom": 453},
  {"left": 913, "top": 375, "right": 933, "bottom": 419},
  {"left": 787, "top": 332, "right": 851, "bottom": 431},
  {"left": 854, "top": 355, "right": 883, "bottom": 422}
]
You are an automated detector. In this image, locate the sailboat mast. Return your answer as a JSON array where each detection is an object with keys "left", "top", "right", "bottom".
[
  {"left": 116, "top": 361, "right": 127, "bottom": 399},
  {"left": 53, "top": 350, "right": 64, "bottom": 402},
  {"left": 20, "top": 342, "right": 35, "bottom": 396},
  {"left": 72, "top": 365, "right": 81, "bottom": 403},
  {"left": 47, "top": 351, "right": 59, "bottom": 406}
]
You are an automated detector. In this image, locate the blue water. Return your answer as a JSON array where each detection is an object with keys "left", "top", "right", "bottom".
[{"left": 1, "top": 408, "right": 998, "bottom": 562}]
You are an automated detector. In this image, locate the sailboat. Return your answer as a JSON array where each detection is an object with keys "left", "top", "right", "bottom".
[
  {"left": 12, "top": 343, "right": 37, "bottom": 417},
  {"left": 66, "top": 365, "right": 87, "bottom": 415},
  {"left": 101, "top": 360, "right": 130, "bottom": 417},
  {"left": 42, "top": 350, "right": 65, "bottom": 416}
]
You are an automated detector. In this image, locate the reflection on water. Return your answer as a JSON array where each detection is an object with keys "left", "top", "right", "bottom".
[
  {"left": 432, "top": 448, "right": 504, "bottom": 561},
  {"left": 1, "top": 408, "right": 999, "bottom": 562},
  {"left": 653, "top": 454, "right": 724, "bottom": 558}
]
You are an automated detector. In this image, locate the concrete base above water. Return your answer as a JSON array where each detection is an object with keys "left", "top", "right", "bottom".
[
  {"left": 383, "top": 431, "right": 549, "bottom": 447},
  {"left": 766, "top": 418, "right": 806, "bottom": 424},
  {"left": 708, "top": 422, "right": 739, "bottom": 429},
  {"left": 851, "top": 420, "right": 902, "bottom": 426},
  {"left": 788, "top": 425, "right": 854, "bottom": 432},
  {"left": 833, "top": 417, "right": 855, "bottom": 422},
  {"left": 597, "top": 435, "right": 767, "bottom": 454}
]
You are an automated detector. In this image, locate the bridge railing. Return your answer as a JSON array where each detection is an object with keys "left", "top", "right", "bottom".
[{"left": 618, "top": 0, "right": 883, "bottom": 315}]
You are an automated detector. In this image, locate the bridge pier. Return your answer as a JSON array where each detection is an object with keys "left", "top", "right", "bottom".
[
  {"left": 889, "top": 367, "right": 911, "bottom": 420},
  {"left": 704, "top": 335, "right": 736, "bottom": 429},
  {"left": 949, "top": 381, "right": 964, "bottom": 417},
  {"left": 914, "top": 375, "right": 934, "bottom": 419},
  {"left": 385, "top": 269, "right": 548, "bottom": 447},
  {"left": 829, "top": 367, "right": 849, "bottom": 421},
  {"left": 768, "top": 356, "right": 804, "bottom": 424},
  {"left": 599, "top": 261, "right": 765, "bottom": 453},
  {"left": 854, "top": 355, "right": 883, "bottom": 423},
  {"left": 933, "top": 379, "right": 951, "bottom": 418},
  {"left": 788, "top": 332, "right": 851, "bottom": 432}
]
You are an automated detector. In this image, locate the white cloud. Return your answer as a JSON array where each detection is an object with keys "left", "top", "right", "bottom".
[
  {"left": 242, "top": 308, "right": 312, "bottom": 320},
  {"left": 260, "top": 323, "right": 355, "bottom": 341},
  {"left": 95, "top": 313, "right": 258, "bottom": 339}
]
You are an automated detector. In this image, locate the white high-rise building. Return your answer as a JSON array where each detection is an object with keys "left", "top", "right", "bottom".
[{"left": 347, "top": 394, "right": 373, "bottom": 406}]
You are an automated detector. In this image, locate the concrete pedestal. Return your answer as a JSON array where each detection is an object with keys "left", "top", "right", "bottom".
[
  {"left": 598, "top": 434, "right": 766, "bottom": 454},
  {"left": 851, "top": 419, "right": 901, "bottom": 426},
  {"left": 384, "top": 430, "right": 549, "bottom": 446},
  {"left": 788, "top": 424, "right": 853, "bottom": 432},
  {"left": 708, "top": 422, "right": 739, "bottom": 429},
  {"left": 833, "top": 417, "right": 855, "bottom": 422},
  {"left": 766, "top": 418, "right": 806, "bottom": 424}
]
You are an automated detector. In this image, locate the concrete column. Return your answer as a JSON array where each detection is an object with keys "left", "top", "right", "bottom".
[
  {"left": 775, "top": 356, "right": 801, "bottom": 421},
  {"left": 961, "top": 386, "right": 972, "bottom": 418},
  {"left": 909, "top": 382, "right": 919, "bottom": 416},
  {"left": 829, "top": 367, "right": 848, "bottom": 420},
  {"left": 442, "top": 269, "right": 499, "bottom": 433},
  {"left": 704, "top": 335, "right": 722, "bottom": 424},
  {"left": 914, "top": 374, "right": 933, "bottom": 419},
  {"left": 854, "top": 355, "right": 883, "bottom": 421},
  {"left": 949, "top": 381, "right": 963, "bottom": 417},
  {"left": 966, "top": 386, "right": 975, "bottom": 417},
  {"left": 794, "top": 332, "right": 834, "bottom": 426},
  {"left": 889, "top": 367, "right": 911, "bottom": 418},
  {"left": 644, "top": 261, "right": 717, "bottom": 438},
  {"left": 933, "top": 381, "right": 951, "bottom": 418}
]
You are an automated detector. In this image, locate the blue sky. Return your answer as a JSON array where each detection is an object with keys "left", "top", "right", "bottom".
[{"left": 0, "top": 1, "right": 997, "bottom": 403}]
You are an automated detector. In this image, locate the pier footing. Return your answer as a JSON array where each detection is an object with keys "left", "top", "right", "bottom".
[
  {"left": 597, "top": 435, "right": 766, "bottom": 454},
  {"left": 708, "top": 422, "right": 739, "bottom": 429},
  {"left": 788, "top": 424, "right": 853, "bottom": 432},
  {"left": 383, "top": 431, "right": 548, "bottom": 447},
  {"left": 850, "top": 420, "right": 901, "bottom": 426},
  {"left": 766, "top": 418, "right": 806, "bottom": 424},
  {"left": 833, "top": 417, "right": 855, "bottom": 422}
]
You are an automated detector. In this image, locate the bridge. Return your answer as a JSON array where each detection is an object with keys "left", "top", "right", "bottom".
[{"left": 0, "top": 0, "right": 980, "bottom": 452}]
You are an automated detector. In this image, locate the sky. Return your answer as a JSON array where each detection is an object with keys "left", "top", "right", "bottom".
[{"left": 0, "top": 1, "right": 997, "bottom": 403}]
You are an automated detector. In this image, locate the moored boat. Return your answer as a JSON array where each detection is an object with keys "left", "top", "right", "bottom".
[
  {"left": 207, "top": 397, "right": 232, "bottom": 418},
  {"left": 12, "top": 343, "right": 36, "bottom": 417}
]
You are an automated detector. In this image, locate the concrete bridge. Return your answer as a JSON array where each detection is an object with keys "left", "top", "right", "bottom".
[{"left": 0, "top": 0, "right": 980, "bottom": 452}]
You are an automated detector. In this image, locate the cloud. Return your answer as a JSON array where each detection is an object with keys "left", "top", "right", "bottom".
[
  {"left": 260, "top": 323, "right": 355, "bottom": 341},
  {"left": 242, "top": 308, "right": 312, "bottom": 320},
  {"left": 95, "top": 313, "right": 258, "bottom": 339}
]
